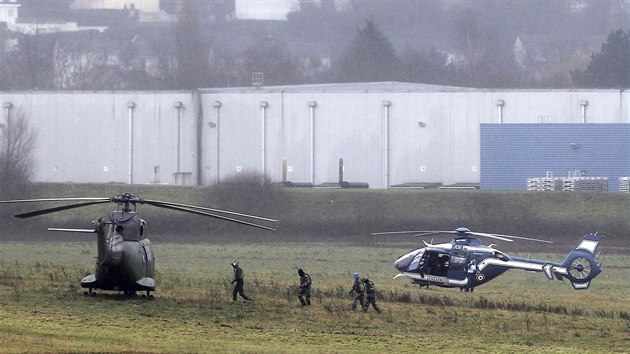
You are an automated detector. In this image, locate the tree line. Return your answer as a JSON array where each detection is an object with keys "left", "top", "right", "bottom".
[{"left": 0, "top": 1, "right": 628, "bottom": 91}]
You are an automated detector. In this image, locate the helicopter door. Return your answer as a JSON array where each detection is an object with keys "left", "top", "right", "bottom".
[
  {"left": 141, "top": 243, "right": 155, "bottom": 278},
  {"left": 424, "top": 251, "right": 449, "bottom": 277},
  {"left": 448, "top": 255, "right": 466, "bottom": 277}
]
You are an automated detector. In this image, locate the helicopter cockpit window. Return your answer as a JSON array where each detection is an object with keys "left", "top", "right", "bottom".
[
  {"left": 449, "top": 255, "right": 466, "bottom": 269},
  {"left": 409, "top": 250, "right": 425, "bottom": 271},
  {"left": 395, "top": 249, "right": 424, "bottom": 270}
]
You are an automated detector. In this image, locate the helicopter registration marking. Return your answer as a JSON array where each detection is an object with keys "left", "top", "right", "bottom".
[{"left": 424, "top": 275, "right": 448, "bottom": 283}]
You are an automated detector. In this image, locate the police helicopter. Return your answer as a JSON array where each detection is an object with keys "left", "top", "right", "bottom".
[
  {"left": 372, "top": 227, "right": 603, "bottom": 291},
  {"left": 0, "top": 192, "right": 277, "bottom": 298}
]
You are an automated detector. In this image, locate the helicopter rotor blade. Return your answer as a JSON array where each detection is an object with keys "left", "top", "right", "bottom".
[
  {"left": 372, "top": 230, "right": 462, "bottom": 238},
  {"left": 2, "top": 194, "right": 277, "bottom": 230},
  {"left": 410, "top": 230, "right": 513, "bottom": 242},
  {"left": 470, "top": 232, "right": 553, "bottom": 244},
  {"left": 0, "top": 197, "right": 111, "bottom": 204},
  {"left": 372, "top": 228, "right": 551, "bottom": 243},
  {"left": 371, "top": 230, "right": 437, "bottom": 236},
  {"left": 143, "top": 199, "right": 278, "bottom": 223},
  {"left": 13, "top": 200, "right": 112, "bottom": 218},
  {"left": 462, "top": 232, "right": 513, "bottom": 242},
  {"left": 151, "top": 203, "right": 276, "bottom": 231},
  {"left": 48, "top": 228, "right": 97, "bottom": 233},
  {"left": 412, "top": 231, "right": 459, "bottom": 237}
]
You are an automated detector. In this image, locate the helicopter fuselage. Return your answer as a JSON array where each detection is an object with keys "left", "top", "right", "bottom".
[
  {"left": 394, "top": 234, "right": 603, "bottom": 290},
  {"left": 80, "top": 210, "right": 155, "bottom": 294}
]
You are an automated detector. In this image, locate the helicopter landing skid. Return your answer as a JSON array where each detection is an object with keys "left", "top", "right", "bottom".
[{"left": 84, "top": 288, "right": 96, "bottom": 297}]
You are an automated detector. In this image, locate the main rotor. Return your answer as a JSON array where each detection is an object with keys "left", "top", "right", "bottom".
[
  {"left": 111, "top": 192, "right": 141, "bottom": 211},
  {"left": 372, "top": 226, "right": 553, "bottom": 244},
  {"left": 0, "top": 192, "right": 278, "bottom": 231}
]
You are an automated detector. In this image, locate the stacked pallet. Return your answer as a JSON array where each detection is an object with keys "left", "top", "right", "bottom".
[
  {"left": 562, "top": 177, "right": 608, "bottom": 192},
  {"left": 528, "top": 171, "right": 608, "bottom": 192},
  {"left": 619, "top": 177, "right": 630, "bottom": 193}
]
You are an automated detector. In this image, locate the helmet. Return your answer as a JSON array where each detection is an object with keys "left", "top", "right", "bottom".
[
  {"left": 353, "top": 273, "right": 360, "bottom": 278},
  {"left": 298, "top": 269, "right": 304, "bottom": 276},
  {"left": 231, "top": 261, "right": 239, "bottom": 268}
]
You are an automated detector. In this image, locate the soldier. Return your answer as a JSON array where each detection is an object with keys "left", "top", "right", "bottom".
[
  {"left": 362, "top": 277, "right": 382, "bottom": 313},
  {"left": 231, "top": 261, "right": 253, "bottom": 301},
  {"left": 297, "top": 268, "right": 312, "bottom": 306},
  {"left": 349, "top": 272, "right": 366, "bottom": 310}
]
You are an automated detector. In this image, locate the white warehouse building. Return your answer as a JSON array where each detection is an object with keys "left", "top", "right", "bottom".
[{"left": 1, "top": 82, "right": 628, "bottom": 189}]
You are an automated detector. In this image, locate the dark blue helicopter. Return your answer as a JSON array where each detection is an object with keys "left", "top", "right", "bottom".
[{"left": 373, "top": 227, "right": 603, "bottom": 291}]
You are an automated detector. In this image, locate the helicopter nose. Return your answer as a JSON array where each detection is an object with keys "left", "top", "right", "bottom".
[
  {"left": 394, "top": 256, "right": 407, "bottom": 269},
  {"left": 395, "top": 249, "right": 421, "bottom": 270}
]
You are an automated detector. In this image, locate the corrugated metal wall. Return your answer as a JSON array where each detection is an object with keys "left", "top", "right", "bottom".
[
  {"left": 480, "top": 124, "right": 630, "bottom": 191},
  {"left": 1, "top": 86, "right": 628, "bottom": 188},
  {"left": 0, "top": 91, "right": 196, "bottom": 185}
]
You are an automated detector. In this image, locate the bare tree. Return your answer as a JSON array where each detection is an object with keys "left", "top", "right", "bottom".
[
  {"left": 2, "top": 28, "right": 55, "bottom": 90},
  {"left": 0, "top": 109, "right": 37, "bottom": 199},
  {"left": 454, "top": 10, "right": 488, "bottom": 87},
  {"left": 52, "top": 38, "right": 106, "bottom": 89},
  {"left": 174, "top": 0, "right": 210, "bottom": 89}
]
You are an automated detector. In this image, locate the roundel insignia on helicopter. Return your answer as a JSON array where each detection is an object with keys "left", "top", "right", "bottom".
[{"left": 475, "top": 272, "right": 486, "bottom": 282}]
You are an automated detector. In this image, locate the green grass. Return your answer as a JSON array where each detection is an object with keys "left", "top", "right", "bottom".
[
  {"left": 1, "top": 184, "right": 629, "bottom": 352},
  {"left": 1, "top": 242, "right": 629, "bottom": 353}
]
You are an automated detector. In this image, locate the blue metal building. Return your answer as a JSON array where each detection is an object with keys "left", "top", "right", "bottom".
[{"left": 480, "top": 124, "right": 630, "bottom": 191}]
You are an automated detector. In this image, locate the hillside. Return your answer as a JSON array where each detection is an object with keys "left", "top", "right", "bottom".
[{"left": 0, "top": 183, "right": 628, "bottom": 252}]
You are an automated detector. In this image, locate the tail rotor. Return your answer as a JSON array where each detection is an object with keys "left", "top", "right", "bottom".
[
  {"left": 567, "top": 256, "right": 593, "bottom": 280},
  {"left": 560, "top": 233, "right": 604, "bottom": 290}
]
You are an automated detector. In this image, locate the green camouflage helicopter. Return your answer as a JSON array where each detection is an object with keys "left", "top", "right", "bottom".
[{"left": 0, "top": 192, "right": 277, "bottom": 298}]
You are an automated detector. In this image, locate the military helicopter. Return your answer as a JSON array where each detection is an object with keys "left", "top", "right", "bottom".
[
  {"left": 372, "top": 227, "right": 603, "bottom": 291},
  {"left": 0, "top": 192, "right": 277, "bottom": 298}
]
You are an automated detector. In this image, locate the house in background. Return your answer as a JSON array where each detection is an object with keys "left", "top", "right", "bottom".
[
  {"left": 234, "top": 0, "right": 351, "bottom": 20},
  {"left": 0, "top": 0, "right": 19, "bottom": 26},
  {"left": 70, "top": 0, "right": 160, "bottom": 13}
]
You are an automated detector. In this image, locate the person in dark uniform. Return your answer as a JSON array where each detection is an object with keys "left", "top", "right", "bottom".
[
  {"left": 349, "top": 272, "right": 366, "bottom": 310},
  {"left": 297, "top": 268, "right": 312, "bottom": 306},
  {"left": 362, "top": 277, "right": 382, "bottom": 313},
  {"left": 464, "top": 259, "right": 478, "bottom": 293},
  {"left": 231, "top": 261, "right": 253, "bottom": 301}
]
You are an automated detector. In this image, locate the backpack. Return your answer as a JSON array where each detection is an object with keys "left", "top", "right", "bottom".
[
  {"left": 305, "top": 273, "right": 312, "bottom": 286},
  {"left": 364, "top": 279, "right": 375, "bottom": 294}
]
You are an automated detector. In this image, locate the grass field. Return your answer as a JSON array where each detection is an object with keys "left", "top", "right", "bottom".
[{"left": 1, "top": 242, "right": 629, "bottom": 353}]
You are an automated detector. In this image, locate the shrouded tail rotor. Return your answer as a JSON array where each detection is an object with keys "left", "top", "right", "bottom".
[
  {"left": 567, "top": 256, "right": 593, "bottom": 280},
  {"left": 559, "top": 234, "right": 604, "bottom": 289}
]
